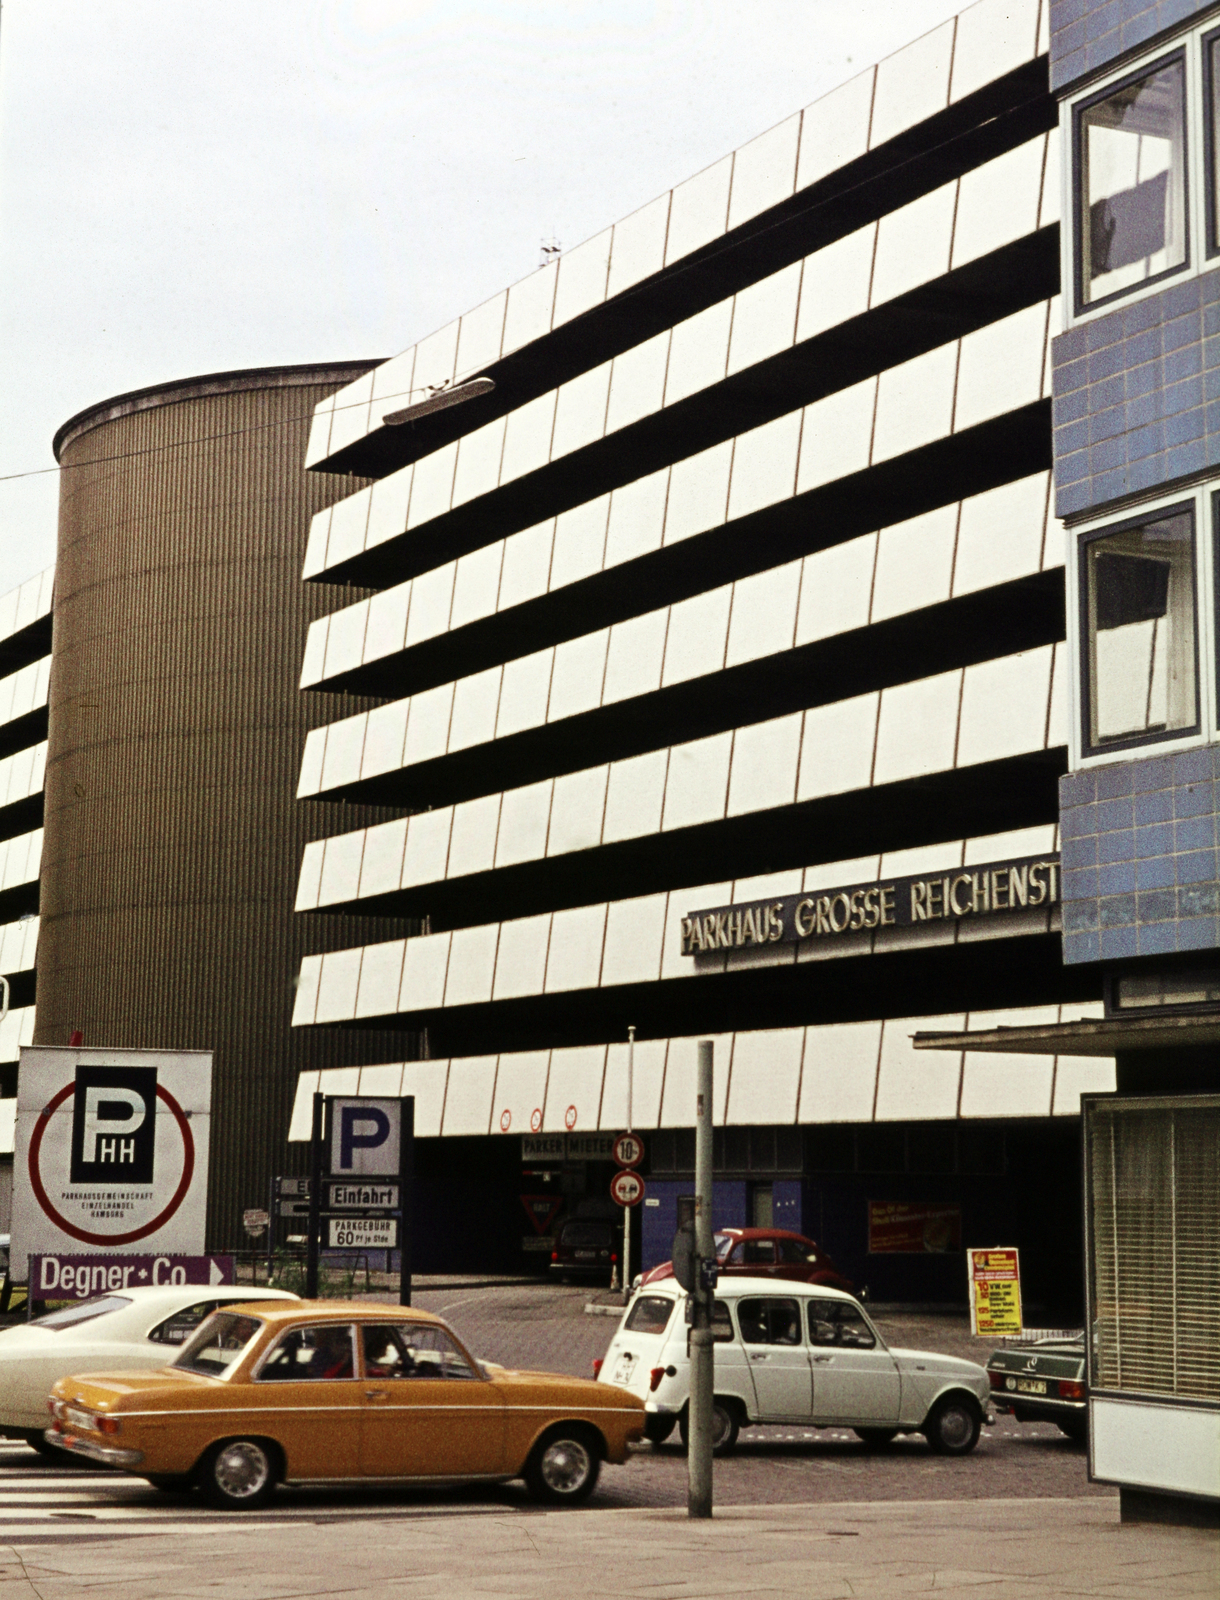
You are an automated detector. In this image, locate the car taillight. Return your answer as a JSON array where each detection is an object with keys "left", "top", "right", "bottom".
[
  {"left": 98, "top": 1415, "right": 121, "bottom": 1436},
  {"left": 611, "top": 1253, "right": 618, "bottom": 1263},
  {"left": 551, "top": 1251, "right": 558, "bottom": 1262},
  {"left": 988, "top": 1371, "right": 1007, "bottom": 1389},
  {"left": 1058, "top": 1379, "right": 1085, "bottom": 1401},
  {"left": 649, "top": 1367, "right": 665, "bottom": 1392},
  {"left": 592, "top": 1359, "right": 603, "bottom": 1379}
]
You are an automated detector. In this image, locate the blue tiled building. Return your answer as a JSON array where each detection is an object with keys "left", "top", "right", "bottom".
[
  {"left": 1048, "top": 0, "right": 1219, "bottom": 1528},
  {"left": 917, "top": 0, "right": 1220, "bottom": 1526}
]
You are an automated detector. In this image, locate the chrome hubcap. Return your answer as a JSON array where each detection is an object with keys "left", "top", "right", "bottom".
[
  {"left": 539, "top": 1438, "right": 591, "bottom": 1495},
  {"left": 214, "top": 1441, "right": 270, "bottom": 1499},
  {"left": 938, "top": 1406, "right": 972, "bottom": 1449},
  {"left": 711, "top": 1407, "right": 732, "bottom": 1447}
]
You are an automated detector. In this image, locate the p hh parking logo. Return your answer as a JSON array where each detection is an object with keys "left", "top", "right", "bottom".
[{"left": 69, "top": 1067, "right": 158, "bottom": 1184}]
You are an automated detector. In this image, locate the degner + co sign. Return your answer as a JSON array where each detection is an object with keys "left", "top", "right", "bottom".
[
  {"left": 11, "top": 1046, "right": 212, "bottom": 1279},
  {"left": 681, "top": 854, "right": 1060, "bottom": 956}
]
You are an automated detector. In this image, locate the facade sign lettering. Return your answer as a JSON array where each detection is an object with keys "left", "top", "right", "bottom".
[{"left": 682, "top": 855, "right": 1060, "bottom": 956}]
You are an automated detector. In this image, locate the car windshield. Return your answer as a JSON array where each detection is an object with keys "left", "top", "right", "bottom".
[
  {"left": 714, "top": 1234, "right": 734, "bottom": 1261},
  {"left": 173, "top": 1312, "right": 264, "bottom": 1377},
  {"left": 30, "top": 1295, "right": 132, "bottom": 1330},
  {"left": 624, "top": 1295, "right": 674, "bottom": 1335},
  {"left": 560, "top": 1223, "right": 610, "bottom": 1247}
]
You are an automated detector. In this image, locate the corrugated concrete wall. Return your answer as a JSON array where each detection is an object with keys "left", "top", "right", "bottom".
[{"left": 38, "top": 364, "right": 416, "bottom": 1248}]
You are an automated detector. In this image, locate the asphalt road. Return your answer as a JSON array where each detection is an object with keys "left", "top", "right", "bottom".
[{"left": 0, "top": 1281, "right": 1105, "bottom": 1545}]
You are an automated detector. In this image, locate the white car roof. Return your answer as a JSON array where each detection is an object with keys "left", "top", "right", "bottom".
[
  {"left": 641, "top": 1276, "right": 859, "bottom": 1304},
  {"left": 67, "top": 1285, "right": 298, "bottom": 1306}
]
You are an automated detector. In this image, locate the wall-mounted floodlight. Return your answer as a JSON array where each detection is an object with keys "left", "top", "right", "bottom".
[{"left": 383, "top": 376, "right": 495, "bottom": 427}]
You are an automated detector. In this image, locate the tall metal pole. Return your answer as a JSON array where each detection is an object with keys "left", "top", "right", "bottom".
[
  {"left": 399, "top": 1096, "right": 415, "bottom": 1307},
  {"left": 688, "top": 1039, "right": 714, "bottom": 1519},
  {"left": 622, "top": 1025, "right": 635, "bottom": 1304},
  {"left": 305, "top": 1094, "right": 324, "bottom": 1299}
]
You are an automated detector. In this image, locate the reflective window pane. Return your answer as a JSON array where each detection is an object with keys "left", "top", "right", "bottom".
[
  {"left": 1078, "top": 58, "right": 1187, "bottom": 305},
  {"left": 1084, "top": 509, "right": 1197, "bottom": 750}
]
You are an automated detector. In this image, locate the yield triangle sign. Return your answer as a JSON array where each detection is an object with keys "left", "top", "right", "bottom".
[{"left": 521, "top": 1194, "right": 563, "bottom": 1235}]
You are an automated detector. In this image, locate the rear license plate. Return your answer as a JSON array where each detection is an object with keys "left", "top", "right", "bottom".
[
  {"left": 65, "top": 1406, "right": 94, "bottom": 1431},
  {"left": 1015, "top": 1378, "right": 1047, "bottom": 1395},
  {"left": 613, "top": 1356, "right": 637, "bottom": 1384},
  {"left": 574, "top": 1250, "right": 597, "bottom": 1260}
]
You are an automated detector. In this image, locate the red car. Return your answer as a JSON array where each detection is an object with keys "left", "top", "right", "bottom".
[{"left": 639, "top": 1227, "right": 853, "bottom": 1292}]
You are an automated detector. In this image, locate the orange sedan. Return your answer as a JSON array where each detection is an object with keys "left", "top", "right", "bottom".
[{"left": 47, "top": 1300, "right": 644, "bottom": 1508}]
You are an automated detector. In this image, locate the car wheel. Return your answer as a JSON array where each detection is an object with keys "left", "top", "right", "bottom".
[
  {"left": 145, "top": 1473, "right": 194, "bottom": 1493},
  {"left": 924, "top": 1396, "right": 981, "bottom": 1456},
  {"left": 854, "top": 1428, "right": 898, "bottom": 1448},
  {"left": 643, "top": 1414, "right": 677, "bottom": 1445},
  {"left": 679, "top": 1400, "right": 740, "bottom": 1457},
  {"left": 524, "top": 1426, "right": 601, "bottom": 1505},
  {"left": 196, "top": 1438, "right": 279, "bottom": 1509}
]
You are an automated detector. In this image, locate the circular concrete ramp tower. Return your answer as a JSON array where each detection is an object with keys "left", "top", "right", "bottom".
[{"left": 39, "top": 363, "right": 409, "bottom": 1246}]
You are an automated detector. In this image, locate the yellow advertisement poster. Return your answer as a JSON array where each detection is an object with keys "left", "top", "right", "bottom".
[{"left": 968, "top": 1247, "right": 1022, "bottom": 1336}]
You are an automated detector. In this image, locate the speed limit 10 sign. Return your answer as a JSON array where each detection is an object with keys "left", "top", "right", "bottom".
[
  {"left": 610, "top": 1169, "right": 645, "bottom": 1208},
  {"left": 613, "top": 1131, "right": 644, "bottom": 1168}
]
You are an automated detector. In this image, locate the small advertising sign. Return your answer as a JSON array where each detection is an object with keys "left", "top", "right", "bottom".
[
  {"left": 11, "top": 1047, "right": 212, "bottom": 1280},
  {"left": 968, "top": 1247, "right": 1023, "bottom": 1336},
  {"left": 29, "top": 1252, "right": 235, "bottom": 1300},
  {"left": 327, "top": 1216, "right": 398, "bottom": 1250},
  {"left": 868, "top": 1201, "right": 962, "bottom": 1254}
]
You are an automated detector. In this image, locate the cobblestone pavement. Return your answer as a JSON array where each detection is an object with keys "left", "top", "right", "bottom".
[{"left": 407, "top": 1281, "right": 1099, "bottom": 1508}]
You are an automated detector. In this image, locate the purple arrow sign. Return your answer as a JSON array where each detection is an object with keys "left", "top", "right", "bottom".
[{"left": 29, "top": 1253, "right": 235, "bottom": 1300}]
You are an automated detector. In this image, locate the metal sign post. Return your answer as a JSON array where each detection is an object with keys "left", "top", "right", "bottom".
[
  {"left": 622, "top": 1025, "right": 635, "bottom": 1303},
  {"left": 305, "top": 1094, "right": 324, "bottom": 1298},
  {"left": 688, "top": 1039, "right": 715, "bottom": 1520},
  {"left": 399, "top": 1096, "right": 414, "bottom": 1307}
]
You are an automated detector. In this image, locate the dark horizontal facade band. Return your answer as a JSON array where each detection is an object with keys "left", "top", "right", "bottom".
[
  {"left": 310, "top": 930, "right": 1095, "bottom": 1058},
  {"left": 315, "top": 234, "right": 1059, "bottom": 594},
  {"left": 0, "top": 791, "right": 43, "bottom": 847},
  {"left": 313, "top": 749, "right": 1066, "bottom": 932},
  {"left": 314, "top": 569, "right": 1065, "bottom": 816},
  {"left": 0, "top": 968, "right": 35, "bottom": 1013},
  {"left": 0, "top": 879, "right": 39, "bottom": 925},
  {"left": 0, "top": 705, "right": 48, "bottom": 765},
  {"left": 320, "top": 59, "right": 1054, "bottom": 481},
  {"left": 321, "top": 400, "right": 1056, "bottom": 712},
  {"left": 912, "top": 1010, "right": 1220, "bottom": 1054},
  {"left": 0, "top": 613, "right": 52, "bottom": 678}
]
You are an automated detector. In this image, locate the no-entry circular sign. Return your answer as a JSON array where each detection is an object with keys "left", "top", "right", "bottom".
[
  {"left": 610, "top": 1169, "right": 645, "bottom": 1208},
  {"left": 613, "top": 1131, "right": 644, "bottom": 1169}
]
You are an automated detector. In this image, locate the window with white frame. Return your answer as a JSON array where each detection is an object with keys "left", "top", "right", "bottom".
[
  {"left": 1074, "top": 52, "right": 1189, "bottom": 311},
  {"left": 1079, "top": 503, "right": 1199, "bottom": 755}
]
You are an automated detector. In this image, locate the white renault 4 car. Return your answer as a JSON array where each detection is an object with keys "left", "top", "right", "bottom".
[{"left": 597, "top": 1278, "right": 990, "bottom": 1456}]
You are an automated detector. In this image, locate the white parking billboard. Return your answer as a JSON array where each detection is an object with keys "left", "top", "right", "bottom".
[{"left": 10, "top": 1046, "right": 212, "bottom": 1279}]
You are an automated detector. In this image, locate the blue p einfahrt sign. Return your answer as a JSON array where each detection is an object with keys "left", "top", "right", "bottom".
[{"left": 328, "top": 1098, "right": 401, "bottom": 1177}]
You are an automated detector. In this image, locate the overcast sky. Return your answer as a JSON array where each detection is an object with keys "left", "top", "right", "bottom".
[{"left": 0, "top": 1, "right": 964, "bottom": 590}]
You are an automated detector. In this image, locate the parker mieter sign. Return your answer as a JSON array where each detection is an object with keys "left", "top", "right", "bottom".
[{"left": 681, "top": 855, "right": 1060, "bottom": 956}]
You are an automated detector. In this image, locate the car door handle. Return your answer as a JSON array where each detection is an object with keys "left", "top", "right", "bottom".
[
  {"left": 812, "top": 1356, "right": 834, "bottom": 1364},
  {"left": 365, "top": 1389, "right": 389, "bottom": 1399},
  {"left": 749, "top": 1353, "right": 769, "bottom": 1362}
]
